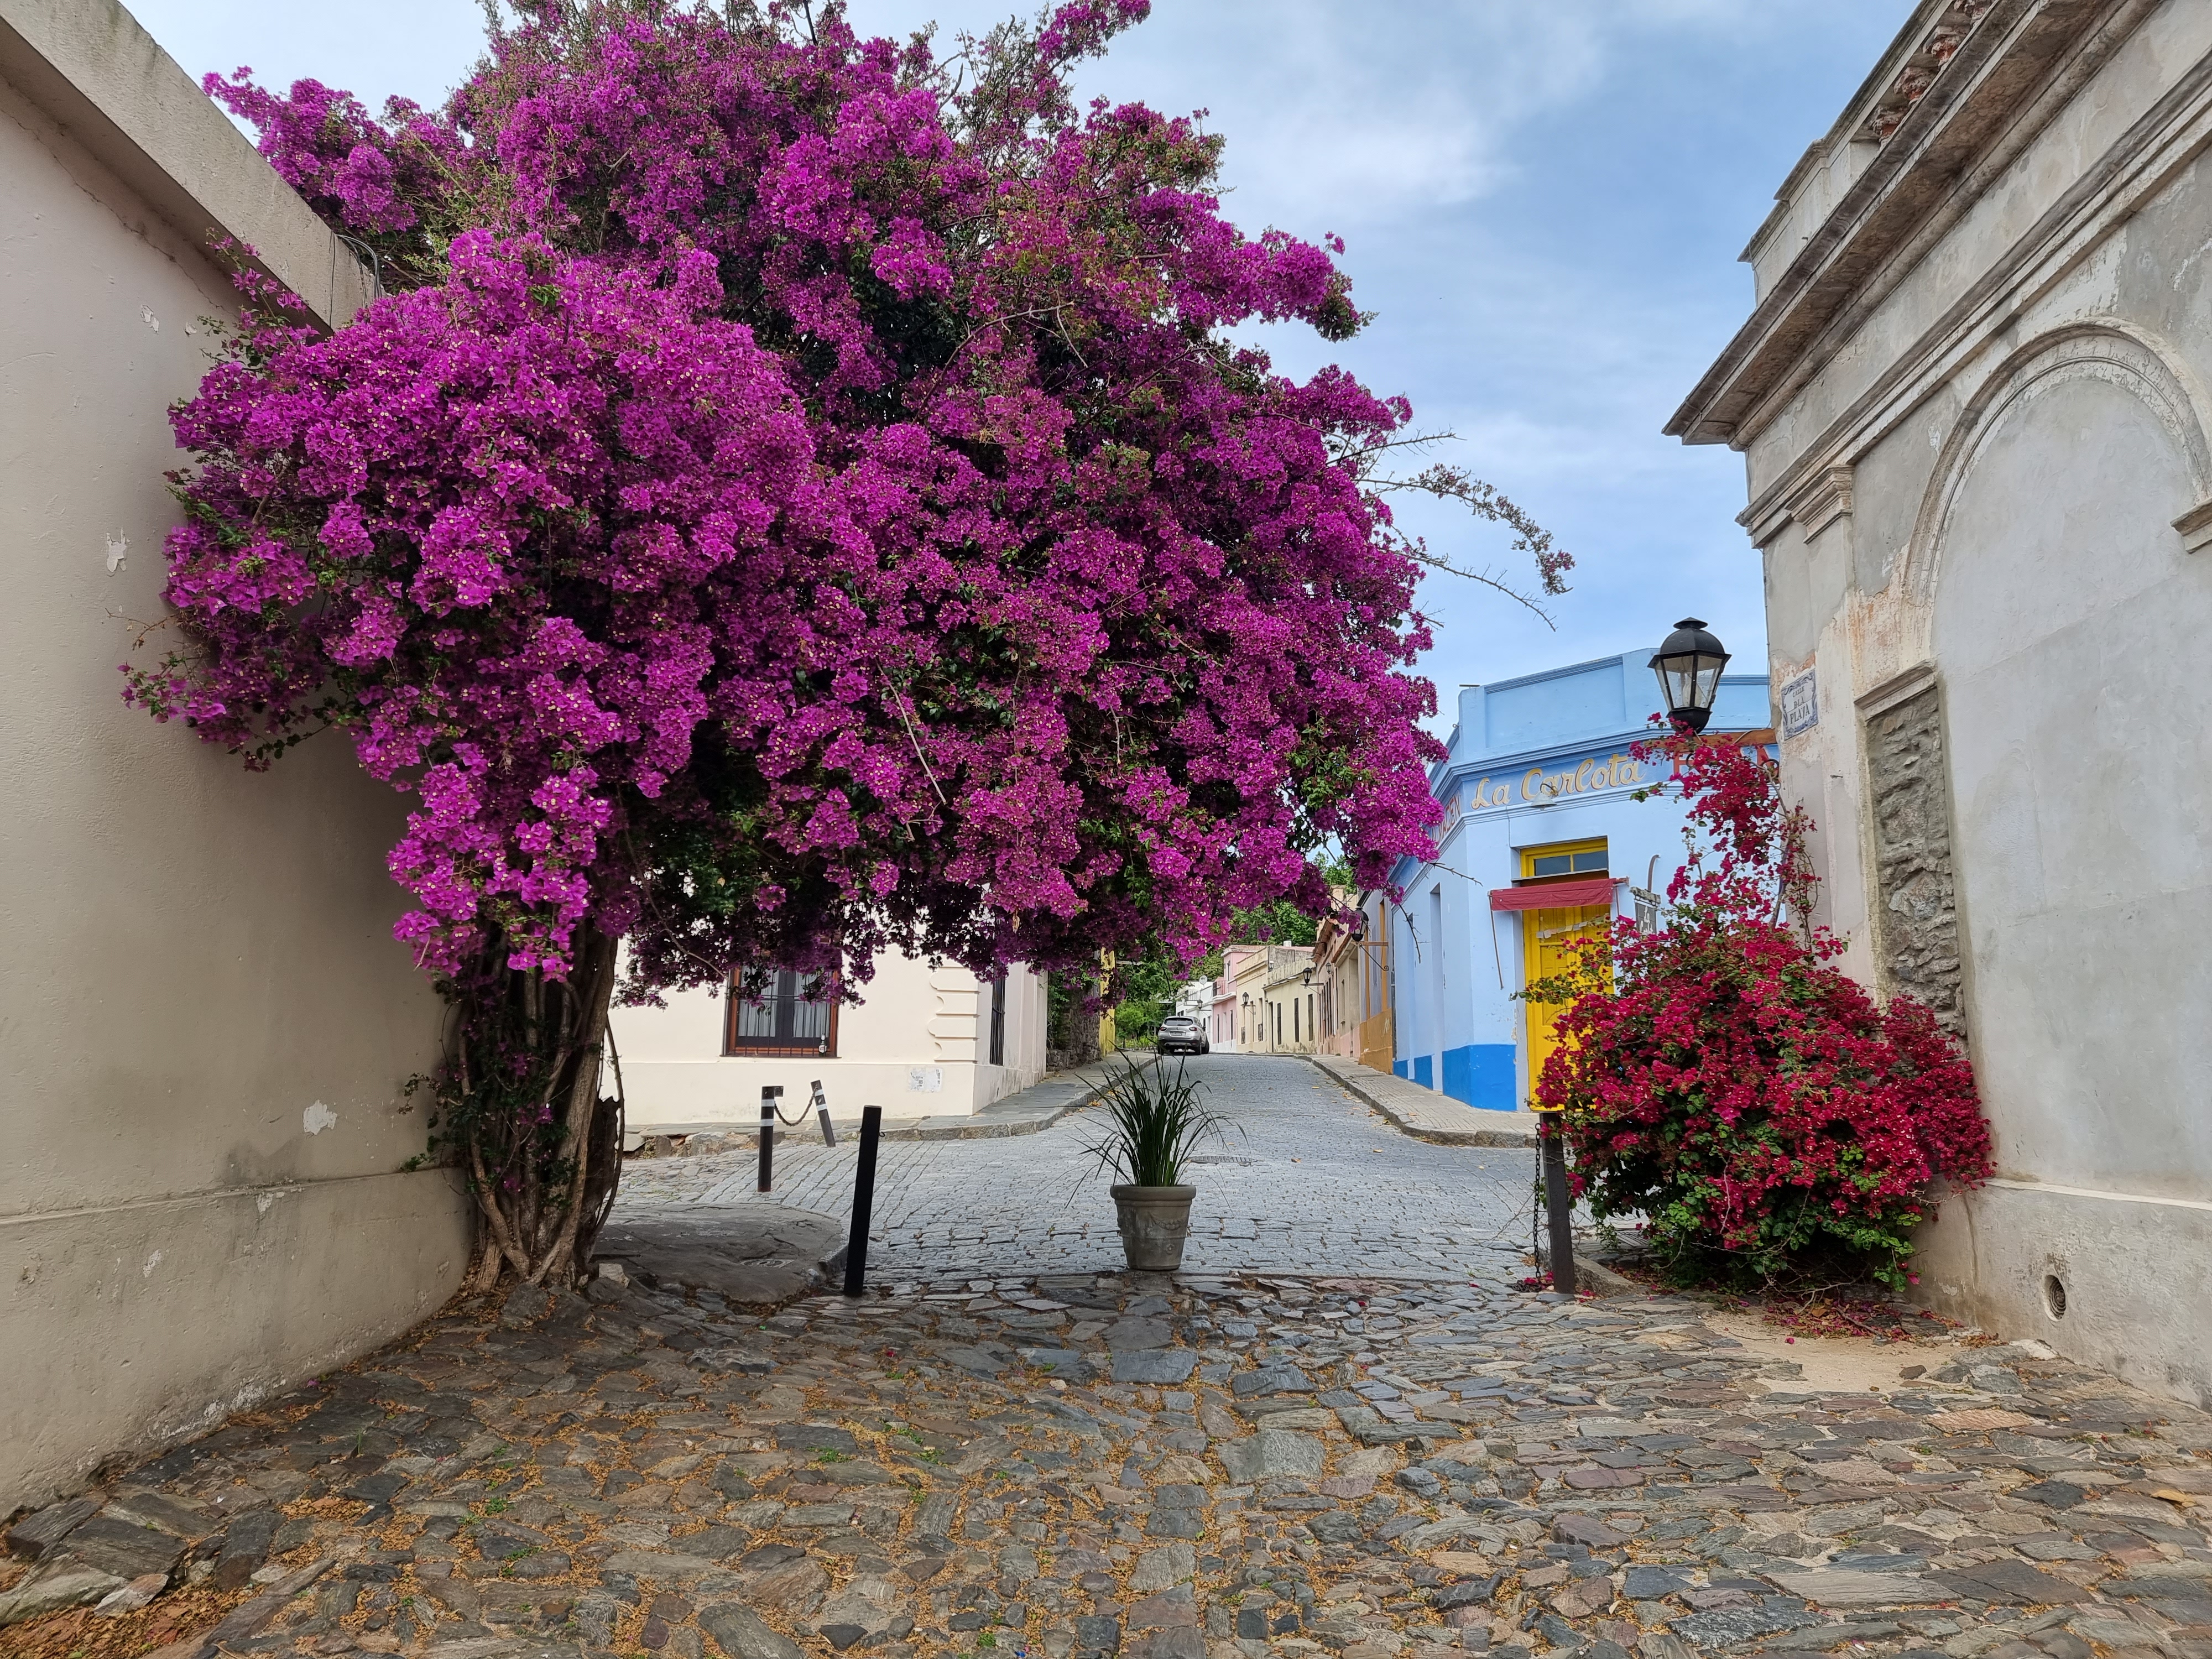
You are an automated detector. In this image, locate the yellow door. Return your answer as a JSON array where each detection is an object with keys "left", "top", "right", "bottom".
[{"left": 1520, "top": 839, "right": 1610, "bottom": 1103}]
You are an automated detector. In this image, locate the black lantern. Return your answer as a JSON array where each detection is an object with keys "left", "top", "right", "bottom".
[{"left": 1649, "top": 617, "right": 1730, "bottom": 733}]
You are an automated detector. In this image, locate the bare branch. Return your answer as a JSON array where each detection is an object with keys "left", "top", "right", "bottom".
[
  {"left": 1331, "top": 427, "right": 1464, "bottom": 464},
  {"left": 1396, "top": 538, "right": 1561, "bottom": 628},
  {"left": 1376, "top": 463, "right": 1574, "bottom": 598},
  {"left": 1334, "top": 429, "right": 1577, "bottom": 622}
]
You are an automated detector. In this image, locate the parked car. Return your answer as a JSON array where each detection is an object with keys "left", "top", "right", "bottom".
[{"left": 1155, "top": 1014, "right": 1209, "bottom": 1056}]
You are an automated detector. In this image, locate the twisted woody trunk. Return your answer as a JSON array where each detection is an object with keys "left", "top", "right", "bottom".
[{"left": 430, "top": 927, "right": 625, "bottom": 1292}]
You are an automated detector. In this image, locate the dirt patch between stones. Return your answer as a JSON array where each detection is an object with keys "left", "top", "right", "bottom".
[
  {"left": 1704, "top": 1310, "right": 1956, "bottom": 1396},
  {"left": 0, "top": 1583, "right": 252, "bottom": 1659}
]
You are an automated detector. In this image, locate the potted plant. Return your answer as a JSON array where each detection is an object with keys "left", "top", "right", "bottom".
[{"left": 1082, "top": 1055, "right": 1236, "bottom": 1272}]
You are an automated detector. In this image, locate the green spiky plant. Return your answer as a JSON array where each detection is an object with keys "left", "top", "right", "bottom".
[{"left": 1081, "top": 1055, "right": 1239, "bottom": 1187}]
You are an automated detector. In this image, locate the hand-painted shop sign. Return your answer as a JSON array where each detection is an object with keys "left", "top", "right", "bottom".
[{"left": 1462, "top": 752, "right": 1647, "bottom": 813}]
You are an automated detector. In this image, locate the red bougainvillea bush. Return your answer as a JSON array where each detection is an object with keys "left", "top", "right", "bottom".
[{"left": 1528, "top": 729, "right": 1991, "bottom": 1290}]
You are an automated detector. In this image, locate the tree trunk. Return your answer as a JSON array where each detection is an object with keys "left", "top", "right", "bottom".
[
  {"left": 537, "top": 928, "right": 619, "bottom": 1286},
  {"left": 435, "top": 924, "right": 627, "bottom": 1293}
]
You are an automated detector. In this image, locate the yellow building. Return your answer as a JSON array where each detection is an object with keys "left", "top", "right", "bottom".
[{"left": 1313, "top": 891, "right": 1394, "bottom": 1072}]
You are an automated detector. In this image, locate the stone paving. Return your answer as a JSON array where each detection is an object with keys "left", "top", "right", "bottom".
[
  {"left": 6, "top": 1267, "right": 2211, "bottom": 1659},
  {"left": 614, "top": 1057, "right": 1545, "bottom": 1284},
  {"left": 5, "top": 1054, "right": 2211, "bottom": 1659}
]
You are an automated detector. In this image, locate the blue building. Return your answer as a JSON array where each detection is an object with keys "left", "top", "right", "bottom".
[{"left": 1386, "top": 649, "right": 1771, "bottom": 1110}]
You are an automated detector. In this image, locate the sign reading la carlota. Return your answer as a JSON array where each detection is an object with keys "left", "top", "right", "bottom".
[{"left": 1464, "top": 752, "right": 1647, "bottom": 812}]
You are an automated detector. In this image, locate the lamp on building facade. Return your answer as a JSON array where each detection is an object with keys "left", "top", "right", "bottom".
[{"left": 1648, "top": 618, "right": 1730, "bottom": 733}]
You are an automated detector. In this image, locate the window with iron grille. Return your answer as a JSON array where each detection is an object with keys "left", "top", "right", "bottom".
[
  {"left": 724, "top": 969, "right": 837, "bottom": 1056},
  {"left": 988, "top": 973, "right": 1007, "bottom": 1067}
]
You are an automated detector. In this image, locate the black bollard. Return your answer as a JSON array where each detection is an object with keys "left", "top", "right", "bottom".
[
  {"left": 812, "top": 1079, "right": 837, "bottom": 1146},
  {"left": 844, "top": 1105, "right": 883, "bottom": 1298},
  {"left": 1541, "top": 1117, "right": 1577, "bottom": 1296},
  {"left": 758, "top": 1087, "right": 779, "bottom": 1193}
]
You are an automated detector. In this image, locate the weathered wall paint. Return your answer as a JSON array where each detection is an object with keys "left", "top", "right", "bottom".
[
  {"left": 1677, "top": 1, "right": 2212, "bottom": 1402},
  {"left": 1, "top": 0, "right": 465, "bottom": 1509}
]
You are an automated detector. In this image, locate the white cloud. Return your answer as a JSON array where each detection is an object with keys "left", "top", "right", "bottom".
[
  {"left": 826, "top": 0, "right": 1785, "bottom": 232},
  {"left": 1120, "top": 6, "right": 1593, "bottom": 226}
]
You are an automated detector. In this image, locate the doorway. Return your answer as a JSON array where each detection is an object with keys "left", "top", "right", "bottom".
[{"left": 1519, "top": 838, "right": 1610, "bottom": 1099}]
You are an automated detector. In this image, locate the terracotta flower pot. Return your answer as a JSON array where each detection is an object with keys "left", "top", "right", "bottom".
[{"left": 1111, "top": 1183, "right": 1197, "bottom": 1272}]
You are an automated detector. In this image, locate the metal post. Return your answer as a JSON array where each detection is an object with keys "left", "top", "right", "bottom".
[
  {"left": 812, "top": 1079, "right": 836, "bottom": 1147},
  {"left": 1542, "top": 1119, "right": 1578, "bottom": 1296},
  {"left": 758, "top": 1087, "right": 779, "bottom": 1193},
  {"left": 843, "top": 1105, "right": 883, "bottom": 1298}
]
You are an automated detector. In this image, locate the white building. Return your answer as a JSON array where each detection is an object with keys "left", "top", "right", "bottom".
[
  {"left": 612, "top": 953, "right": 1048, "bottom": 1130},
  {"left": 1672, "top": 0, "right": 2212, "bottom": 1404}
]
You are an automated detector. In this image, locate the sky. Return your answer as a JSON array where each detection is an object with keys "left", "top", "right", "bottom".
[{"left": 126, "top": 0, "right": 1917, "bottom": 727}]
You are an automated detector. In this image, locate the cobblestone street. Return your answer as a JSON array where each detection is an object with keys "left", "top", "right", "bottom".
[
  {"left": 4, "top": 1058, "right": 2211, "bottom": 1659},
  {"left": 614, "top": 1058, "right": 1543, "bottom": 1284}
]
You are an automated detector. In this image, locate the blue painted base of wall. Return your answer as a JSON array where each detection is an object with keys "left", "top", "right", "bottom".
[
  {"left": 1441, "top": 1044, "right": 1519, "bottom": 1112},
  {"left": 1411, "top": 1055, "right": 1433, "bottom": 1089},
  {"left": 1392, "top": 1059, "right": 1409, "bottom": 1079}
]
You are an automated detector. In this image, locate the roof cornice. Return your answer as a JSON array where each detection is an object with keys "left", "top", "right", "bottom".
[
  {"left": 1425, "top": 674, "right": 1768, "bottom": 791},
  {"left": 1668, "top": 0, "right": 2119, "bottom": 448}
]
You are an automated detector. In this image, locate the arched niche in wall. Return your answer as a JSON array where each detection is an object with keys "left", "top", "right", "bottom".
[
  {"left": 1907, "top": 324, "right": 2212, "bottom": 606},
  {"left": 1903, "top": 322, "right": 2212, "bottom": 1194}
]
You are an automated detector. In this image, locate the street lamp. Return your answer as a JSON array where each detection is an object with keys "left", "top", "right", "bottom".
[{"left": 1648, "top": 617, "right": 1730, "bottom": 733}]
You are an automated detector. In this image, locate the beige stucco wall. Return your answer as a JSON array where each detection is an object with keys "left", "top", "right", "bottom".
[
  {"left": 1, "top": 2, "right": 465, "bottom": 1510},
  {"left": 1219, "top": 946, "right": 1272, "bottom": 1053},
  {"left": 1703, "top": 2, "right": 2212, "bottom": 1403},
  {"left": 1229, "top": 945, "right": 1314, "bottom": 1056},
  {"left": 1261, "top": 969, "right": 1319, "bottom": 1057},
  {"left": 611, "top": 953, "right": 1050, "bottom": 1129}
]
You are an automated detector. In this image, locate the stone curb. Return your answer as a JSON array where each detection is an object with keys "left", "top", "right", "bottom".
[
  {"left": 878, "top": 1107, "right": 1081, "bottom": 1142},
  {"left": 1305, "top": 1056, "right": 1542, "bottom": 1149},
  {"left": 633, "top": 1112, "right": 1071, "bottom": 1150},
  {"left": 1569, "top": 1253, "right": 1642, "bottom": 1297},
  {"left": 590, "top": 1204, "right": 853, "bottom": 1311}
]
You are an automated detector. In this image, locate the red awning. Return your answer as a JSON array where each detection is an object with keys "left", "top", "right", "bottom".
[{"left": 1489, "top": 875, "right": 1620, "bottom": 912}]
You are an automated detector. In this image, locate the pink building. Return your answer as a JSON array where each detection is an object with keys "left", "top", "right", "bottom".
[{"left": 1211, "top": 943, "right": 1267, "bottom": 1053}]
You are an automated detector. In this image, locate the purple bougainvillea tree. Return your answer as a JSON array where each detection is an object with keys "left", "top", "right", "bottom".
[{"left": 129, "top": 0, "right": 1570, "bottom": 1287}]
